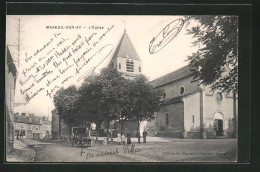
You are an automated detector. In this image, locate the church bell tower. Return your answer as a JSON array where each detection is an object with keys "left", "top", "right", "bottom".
[{"left": 110, "top": 30, "right": 142, "bottom": 79}]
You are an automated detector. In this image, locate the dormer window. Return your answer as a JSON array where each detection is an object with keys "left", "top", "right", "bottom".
[{"left": 126, "top": 59, "right": 134, "bottom": 72}]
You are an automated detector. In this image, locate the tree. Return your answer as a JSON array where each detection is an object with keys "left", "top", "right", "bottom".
[
  {"left": 77, "top": 67, "right": 161, "bottom": 140},
  {"left": 77, "top": 67, "right": 127, "bottom": 140},
  {"left": 53, "top": 85, "right": 80, "bottom": 137},
  {"left": 77, "top": 74, "right": 103, "bottom": 140},
  {"left": 185, "top": 16, "right": 238, "bottom": 94},
  {"left": 185, "top": 16, "right": 238, "bottom": 137},
  {"left": 126, "top": 75, "right": 162, "bottom": 132},
  {"left": 97, "top": 67, "right": 128, "bottom": 140}
]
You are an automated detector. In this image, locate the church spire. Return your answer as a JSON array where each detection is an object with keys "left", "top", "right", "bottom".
[{"left": 111, "top": 30, "right": 141, "bottom": 61}]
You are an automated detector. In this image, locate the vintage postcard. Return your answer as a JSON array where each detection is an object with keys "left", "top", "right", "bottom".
[{"left": 5, "top": 15, "right": 238, "bottom": 162}]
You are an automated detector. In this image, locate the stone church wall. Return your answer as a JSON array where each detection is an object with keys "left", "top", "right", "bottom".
[{"left": 156, "top": 102, "right": 184, "bottom": 138}]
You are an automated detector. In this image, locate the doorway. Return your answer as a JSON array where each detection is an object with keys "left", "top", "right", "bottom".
[
  {"left": 213, "top": 112, "right": 224, "bottom": 136},
  {"left": 214, "top": 119, "right": 224, "bottom": 136}
]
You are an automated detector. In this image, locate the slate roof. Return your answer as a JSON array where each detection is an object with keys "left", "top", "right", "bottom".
[
  {"left": 6, "top": 46, "right": 17, "bottom": 77},
  {"left": 112, "top": 30, "right": 141, "bottom": 61},
  {"left": 32, "top": 116, "right": 42, "bottom": 125},
  {"left": 150, "top": 65, "right": 194, "bottom": 88},
  {"left": 14, "top": 115, "right": 28, "bottom": 123},
  {"left": 14, "top": 115, "right": 42, "bottom": 125}
]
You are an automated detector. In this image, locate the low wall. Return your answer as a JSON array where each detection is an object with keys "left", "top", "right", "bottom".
[
  {"left": 187, "top": 131, "right": 200, "bottom": 139},
  {"left": 156, "top": 131, "right": 183, "bottom": 138}
]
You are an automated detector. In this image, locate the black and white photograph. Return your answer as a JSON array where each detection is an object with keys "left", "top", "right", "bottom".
[{"left": 5, "top": 15, "right": 238, "bottom": 162}]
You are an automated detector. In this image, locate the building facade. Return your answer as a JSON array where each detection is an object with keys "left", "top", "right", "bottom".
[
  {"left": 5, "top": 47, "right": 17, "bottom": 153},
  {"left": 13, "top": 113, "right": 51, "bottom": 139},
  {"left": 150, "top": 65, "right": 237, "bottom": 139},
  {"left": 51, "top": 109, "right": 70, "bottom": 138},
  {"left": 42, "top": 116, "right": 52, "bottom": 139}
]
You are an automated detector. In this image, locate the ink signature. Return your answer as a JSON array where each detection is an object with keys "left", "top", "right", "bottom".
[
  {"left": 123, "top": 144, "right": 151, "bottom": 154},
  {"left": 149, "top": 19, "right": 184, "bottom": 54},
  {"left": 77, "top": 44, "right": 113, "bottom": 82}
]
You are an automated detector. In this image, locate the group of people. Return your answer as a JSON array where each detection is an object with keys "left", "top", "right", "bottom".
[
  {"left": 116, "top": 133, "right": 127, "bottom": 145},
  {"left": 136, "top": 130, "right": 147, "bottom": 144},
  {"left": 16, "top": 132, "right": 23, "bottom": 140},
  {"left": 117, "top": 129, "right": 148, "bottom": 145}
]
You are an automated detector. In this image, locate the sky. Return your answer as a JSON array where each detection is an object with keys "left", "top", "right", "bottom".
[{"left": 6, "top": 15, "right": 199, "bottom": 118}]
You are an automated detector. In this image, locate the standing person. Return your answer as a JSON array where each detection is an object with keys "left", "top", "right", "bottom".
[
  {"left": 127, "top": 132, "right": 131, "bottom": 145},
  {"left": 121, "top": 133, "right": 126, "bottom": 145},
  {"left": 110, "top": 130, "right": 113, "bottom": 142},
  {"left": 136, "top": 131, "right": 141, "bottom": 144},
  {"left": 143, "top": 129, "right": 147, "bottom": 143},
  {"left": 117, "top": 133, "right": 121, "bottom": 145}
]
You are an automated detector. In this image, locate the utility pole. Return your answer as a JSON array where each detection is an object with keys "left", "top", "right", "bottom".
[
  {"left": 7, "top": 18, "right": 23, "bottom": 68},
  {"left": 17, "top": 18, "right": 21, "bottom": 67}
]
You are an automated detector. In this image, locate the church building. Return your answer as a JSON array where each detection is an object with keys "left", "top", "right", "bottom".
[{"left": 149, "top": 65, "right": 237, "bottom": 139}]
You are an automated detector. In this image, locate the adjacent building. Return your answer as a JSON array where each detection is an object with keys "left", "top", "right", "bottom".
[
  {"left": 5, "top": 46, "right": 17, "bottom": 153},
  {"left": 51, "top": 109, "right": 70, "bottom": 138},
  {"left": 13, "top": 113, "right": 51, "bottom": 139},
  {"left": 42, "top": 116, "right": 52, "bottom": 139}
]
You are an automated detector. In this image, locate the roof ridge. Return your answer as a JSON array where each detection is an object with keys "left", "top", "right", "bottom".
[
  {"left": 153, "top": 65, "right": 190, "bottom": 81},
  {"left": 150, "top": 65, "right": 193, "bottom": 88},
  {"left": 111, "top": 30, "right": 126, "bottom": 61}
]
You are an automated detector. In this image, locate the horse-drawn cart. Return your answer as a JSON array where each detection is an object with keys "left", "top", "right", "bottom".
[{"left": 71, "top": 127, "right": 92, "bottom": 147}]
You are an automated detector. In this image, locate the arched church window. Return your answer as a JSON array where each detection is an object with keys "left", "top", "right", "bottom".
[
  {"left": 126, "top": 59, "right": 134, "bottom": 72},
  {"left": 139, "top": 66, "right": 141, "bottom": 72},
  {"left": 166, "top": 113, "right": 169, "bottom": 125},
  {"left": 180, "top": 86, "right": 185, "bottom": 95}
]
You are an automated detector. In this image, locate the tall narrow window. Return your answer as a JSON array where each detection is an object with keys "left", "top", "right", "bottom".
[
  {"left": 192, "top": 115, "right": 195, "bottom": 124},
  {"left": 119, "top": 63, "right": 121, "bottom": 69},
  {"left": 166, "top": 113, "right": 169, "bottom": 125},
  {"left": 126, "top": 59, "right": 134, "bottom": 72},
  {"left": 139, "top": 66, "right": 141, "bottom": 72}
]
